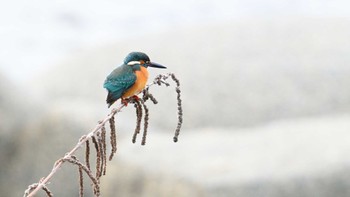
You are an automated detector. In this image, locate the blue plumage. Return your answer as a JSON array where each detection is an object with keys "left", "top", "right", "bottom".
[{"left": 103, "top": 64, "right": 136, "bottom": 107}]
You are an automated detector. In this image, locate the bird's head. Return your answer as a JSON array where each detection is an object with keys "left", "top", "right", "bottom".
[{"left": 124, "top": 52, "right": 166, "bottom": 70}]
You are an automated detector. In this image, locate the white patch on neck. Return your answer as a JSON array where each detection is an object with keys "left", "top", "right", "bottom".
[{"left": 127, "top": 61, "right": 141, "bottom": 66}]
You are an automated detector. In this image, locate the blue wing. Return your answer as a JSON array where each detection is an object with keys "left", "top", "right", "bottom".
[{"left": 103, "top": 65, "right": 136, "bottom": 107}]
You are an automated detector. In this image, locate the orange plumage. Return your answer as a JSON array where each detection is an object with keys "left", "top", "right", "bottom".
[{"left": 122, "top": 66, "right": 149, "bottom": 98}]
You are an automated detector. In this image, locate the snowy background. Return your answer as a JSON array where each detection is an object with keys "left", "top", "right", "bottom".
[
  {"left": 1, "top": 0, "right": 350, "bottom": 196},
  {"left": 2, "top": 0, "right": 350, "bottom": 82}
]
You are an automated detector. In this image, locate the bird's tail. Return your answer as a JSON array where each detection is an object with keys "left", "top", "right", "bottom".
[{"left": 106, "top": 92, "right": 115, "bottom": 108}]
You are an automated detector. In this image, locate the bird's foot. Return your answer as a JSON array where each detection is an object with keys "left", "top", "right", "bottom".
[
  {"left": 121, "top": 98, "right": 129, "bottom": 106},
  {"left": 121, "top": 96, "right": 140, "bottom": 106},
  {"left": 131, "top": 95, "right": 140, "bottom": 101}
]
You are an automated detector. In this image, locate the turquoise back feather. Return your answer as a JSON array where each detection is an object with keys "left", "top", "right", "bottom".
[{"left": 103, "top": 64, "right": 136, "bottom": 106}]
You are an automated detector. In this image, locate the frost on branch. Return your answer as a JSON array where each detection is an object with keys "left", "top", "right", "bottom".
[{"left": 23, "top": 73, "right": 183, "bottom": 197}]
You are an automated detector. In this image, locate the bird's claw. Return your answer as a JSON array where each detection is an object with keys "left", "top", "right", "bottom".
[
  {"left": 131, "top": 95, "right": 140, "bottom": 101},
  {"left": 121, "top": 98, "right": 129, "bottom": 106},
  {"left": 121, "top": 95, "right": 140, "bottom": 106}
]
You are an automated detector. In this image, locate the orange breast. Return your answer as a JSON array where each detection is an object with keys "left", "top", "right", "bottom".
[{"left": 122, "top": 66, "right": 149, "bottom": 98}]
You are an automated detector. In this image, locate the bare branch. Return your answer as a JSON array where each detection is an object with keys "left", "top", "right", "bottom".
[
  {"left": 24, "top": 182, "right": 53, "bottom": 197},
  {"left": 61, "top": 156, "right": 100, "bottom": 196},
  {"left": 142, "top": 88, "right": 158, "bottom": 104},
  {"left": 24, "top": 73, "right": 182, "bottom": 197},
  {"left": 26, "top": 106, "right": 122, "bottom": 197},
  {"left": 79, "top": 166, "right": 84, "bottom": 197}
]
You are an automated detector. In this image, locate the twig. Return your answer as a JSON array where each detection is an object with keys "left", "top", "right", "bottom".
[
  {"left": 25, "top": 73, "right": 181, "bottom": 197},
  {"left": 78, "top": 166, "right": 84, "bottom": 197},
  {"left": 140, "top": 99, "right": 149, "bottom": 145},
  {"left": 101, "top": 125, "right": 107, "bottom": 175},
  {"left": 132, "top": 99, "right": 143, "bottom": 143},
  {"left": 108, "top": 116, "right": 117, "bottom": 161},
  {"left": 62, "top": 156, "right": 100, "bottom": 196},
  {"left": 26, "top": 106, "right": 122, "bottom": 197},
  {"left": 85, "top": 139, "right": 90, "bottom": 170},
  {"left": 24, "top": 182, "right": 53, "bottom": 197},
  {"left": 170, "top": 73, "right": 183, "bottom": 142}
]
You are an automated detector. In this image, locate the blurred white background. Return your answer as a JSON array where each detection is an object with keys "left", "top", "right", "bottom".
[
  {"left": 1, "top": 0, "right": 350, "bottom": 82},
  {"left": 1, "top": 0, "right": 350, "bottom": 196}
]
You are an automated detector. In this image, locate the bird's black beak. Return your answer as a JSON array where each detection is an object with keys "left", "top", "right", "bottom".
[{"left": 148, "top": 62, "right": 167, "bottom": 69}]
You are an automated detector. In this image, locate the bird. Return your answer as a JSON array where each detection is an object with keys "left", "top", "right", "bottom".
[{"left": 103, "top": 52, "right": 166, "bottom": 107}]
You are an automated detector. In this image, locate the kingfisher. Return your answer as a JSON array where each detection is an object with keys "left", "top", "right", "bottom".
[{"left": 104, "top": 52, "right": 166, "bottom": 107}]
